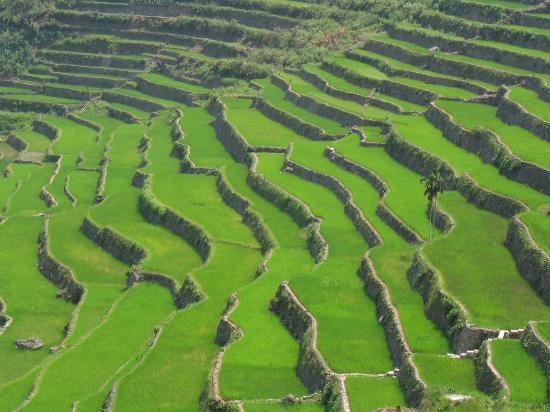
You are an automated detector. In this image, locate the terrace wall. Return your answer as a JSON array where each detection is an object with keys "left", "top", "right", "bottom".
[
  {"left": 426, "top": 104, "right": 550, "bottom": 195},
  {"left": 474, "top": 340, "right": 510, "bottom": 400},
  {"left": 39, "top": 219, "right": 84, "bottom": 304},
  {"left": 359, "top": 255, "right": 426, "bottom": 406},
  {"left": 505, "top": 217, "right": 550, "bottom": 304},
  {"left": 80, "top": 217, "right": 147, "bottom": 265},
  {"left": 496, "top": 87, "right": 550, "bottom": 142},
  {"left": 283, "top": 153, "right": 382, "bottom": 248},
  {"left": 408, "top": 252, "right": 499, "bottom": 352}
]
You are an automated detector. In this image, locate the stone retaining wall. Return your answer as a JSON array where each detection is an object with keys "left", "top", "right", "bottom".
[
  {"left": 40, "top": 50, "right": 147, "bottom": 70},
  {"left": 428, "top": 201, "right": 454, "bottom": 233},
  {"left": 474, "top": 340, "right": 510, "bottom": 400},
  {"left": 384, "top": 25, "right": 540, "bottom": 84},
  {"left": 67, "top": 1, "right": 297, "bottom": 31},
  {"left": 415, "top": 11, "right": 550, "bottom": 54},
  {"left": 453, "top": 173, "right": 527, "bottom": 218},
  {"left": 324, "top": 146, "right": 423, "bottom": 244},
  {"left": 127, "top": 269, "right": 205, "bottom": 309},
  {"left": 522, "top": 321, "right": 550, "bottom": 398},
  {"left": 0, "top": 297, "right": 11, "bottom": 335},
  {"left": 427, "top": 104, "right": 550, "bottom": 195},
  {"left": 321, "top": 60, "right": 437, "bottom": 106},
  {"left": 95, "top": 164, "right": 107, "bottom": 203},
  {"left": 139, "top": 187, "right": 211, "bottom": 262},
  {"left": 39, "top": 219, "right": 84, "bottom": 304},
  {"left": 40, "top": 187, "right": 58, "bottom": 208},
  {"left": 248, "top": 154, "right": 328, "bottom": 264},
  {"left": 107, "top": 105, "right": 140, "bottom": 124},
  {"left": 67, "top": 113, "right": 102, "bottom": 132},
  {"left": 324, "top": 147, "right": 387, "bottom": 197},
  {"left": 376, "top": 204, "right": 423, "bottom": 245},
  {"left": 55, "top": 63, "right": 139, "bottom": 79},
  {"left": 56, "top": 73, "right": 125, "bottom": 89},
  {"left": 33, "top": 120, "right": 60, "bottom": 140},
  {"left": 505, "top": 217, "right": 550, "bottom": 304},
  {"left": 44, "top": 84, "right": 98, "bottom": 101},
  {"left": 7, "top": 134, "right": 28, "bottom": 151},
  {"left": 254, "top": 97, "right": 342, "bottom": 141},
  {"left": 136, "top": 77, "right": 207, "bottom": 106},
  {"left": 64, "top": 175, "right": 77, "bottom": 207},
  {"left": 283, "top": 153, "right": 382, "bottom": 248},
  {"left": 270, "top": 282, "right": 334, "bottom": 393},
  {"left": 271, "top": 74, "right": 368, "bottom": 128},
  {"left": 216, "top": 171, "right": 275, "bottom": 258},
  {"left": 407, "top": 252, "right": 499, "bottom": 352},
  {"left": 202, "top": 294, "right": 243, "bottom": 412},
  {"left": 103, "top": 91, "right": 166, "bottom": 112},
  {"left": 385, "top": 129, "right": 455, "bottom": 178},
  {"left": 496, "top": 86, "right": 550, "bottom": 142},
  {"left": 52, "top": 10, "right": 273, "bottom": 48},
  {"left": 348, "top": 47, "right": 487, "bottom": 95},
  {"left": 80, "top": 216, "right": 147, "bottom": 265},
  {"left": 0, "top": 97, "right": 78, "bottom": 115},
  {"left": 208, "top": 98, "right": 250, "bottom": 163},
  {"left": 359, "top": 255, "right": 426, "bottom": 406}
]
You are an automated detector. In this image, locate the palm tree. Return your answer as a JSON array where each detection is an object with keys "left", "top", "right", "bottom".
[{"left": 421, "top": 169, "right": 446, "bottom": 240}]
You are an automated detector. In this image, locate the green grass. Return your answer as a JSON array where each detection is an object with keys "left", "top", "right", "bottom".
[
  {"left": 16, "top": 129, "right": 53, "bottom": 152},
  {"left": 378, "top": 31, "right": 550, "bottom": 84},
  {"left": 111, "top": 88, "right": 185, "bottom": 109},
  {"left": 394, "top": 115, "right": 550, "bottom": 212},
  {"left": 258, "top": 153, "right": 395, "bottom": 373},
  {"left": 139, "top": 72, "right": 211, "bottom": 93},
  {"left": 509, "top": 86, "right": 550, "bottom": 122},
  {"left": 414, "top": 354, "right": 482, "bottom": 396},
  {"left": 0, "top": 141, "right": 18, "bottom": 172},
  {"left": 0, "top": 215, "right": 73, "bottom": 386},
  {"left": 491, "top": 339, "right": 547, "bottom": 404},
  {"left": 436, "top": 100, "right": 550, "bottom": 170},
  {"left": 88, "top": 114, "right": 203, "bottom": 282},
  {"left": 424, "top": 192, "right": 549, "bottom": 329},
  {"left": 0, "top": 93, "right": 80, "bottom": 104},
  {"left": 277, "top": 71, "right": 398, "bottom": 121},
  {"left": 224, "top": 97, "right": 450, "bottom": 359},
  {"left": 21, "top": 283, "right": 174, "bottom": 409},
  {"left": 519, "top": 213, "right": 550, "bottom": 255},
  {"left": 535, "top": 322, "right": 550, "bottom": 344},
  {"left": 244, "top": 402, "right": 325, "bottom": 411},
  {"left": 304, "top": 63, "right": 427, "bottom": 112},
  {"left": 346, "top": 376, "right": 407, "bottom": 411},
  {"left": 255, "top": 78, "right": 349, "bottom": 135}
]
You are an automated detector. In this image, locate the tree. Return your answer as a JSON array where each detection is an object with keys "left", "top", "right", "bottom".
[{"left": 421, "top": 168, "right": 446, "bottom": 240}]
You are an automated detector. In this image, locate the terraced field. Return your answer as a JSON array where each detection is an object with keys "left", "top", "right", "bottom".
[{"left": 0, "top": 0, "right": 548, "bottom": 410}]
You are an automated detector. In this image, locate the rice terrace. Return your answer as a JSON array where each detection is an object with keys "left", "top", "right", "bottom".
[{"left": 0, "top": 0, "right": 549, "bottom": 409}]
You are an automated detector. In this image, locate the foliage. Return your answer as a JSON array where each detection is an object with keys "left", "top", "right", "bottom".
[
  {"left": 0, "top": 0, "right": 57, "bottom": 76},
  {"left": 0, "top": 111, "right": 32, "bottom": 132}
]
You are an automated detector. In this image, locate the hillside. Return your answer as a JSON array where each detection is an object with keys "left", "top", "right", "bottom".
[{"left": 0, "top": 0, "right": 549, "bottom": 410}]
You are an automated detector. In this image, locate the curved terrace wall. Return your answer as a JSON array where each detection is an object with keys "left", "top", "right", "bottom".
[
  {"left": 39, "top": 219, "right": 84, "bottom": 304},
  {"left": 505, "top": 217, "right": 550, "bottom": 304},
  {"left": 407, "top": 252, "right": 499, "bottom": 352},
  {"left": 359, "top": 255, "right": 426, "bottom": 406},
  {"left": 80, "top": 216, "right": 148, "bottom": 265},
  {"left": 496, "top": 87, "right": 550, "bottom": 142},
  {"left": 427, "top": 104, "right": 550, "bottom": 195},
  {"left": 283, "top": 150, "right": 382, "bottom": 248}
]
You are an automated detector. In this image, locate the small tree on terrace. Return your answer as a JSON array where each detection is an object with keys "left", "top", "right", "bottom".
[{"left": 421, "top": 168, "right": 446, "bottom": 240}]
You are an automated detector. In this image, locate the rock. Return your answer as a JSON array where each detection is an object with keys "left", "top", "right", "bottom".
[
  {"left": 49, "top": 345, "right": 63, "bottom": 353},
  {"left": 15, "top": 337, "right": 44, "bottom": 350},
  {"left": 428, "top": 46, "right": 440, "bottom": 52},
  {"left": 281, "top": 394, "right": 297, "bottom": 404}
]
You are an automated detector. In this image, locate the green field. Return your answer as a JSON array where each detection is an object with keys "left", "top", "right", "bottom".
[{"left": 0, "top": 0, "right": 549, "bottom": 410}]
